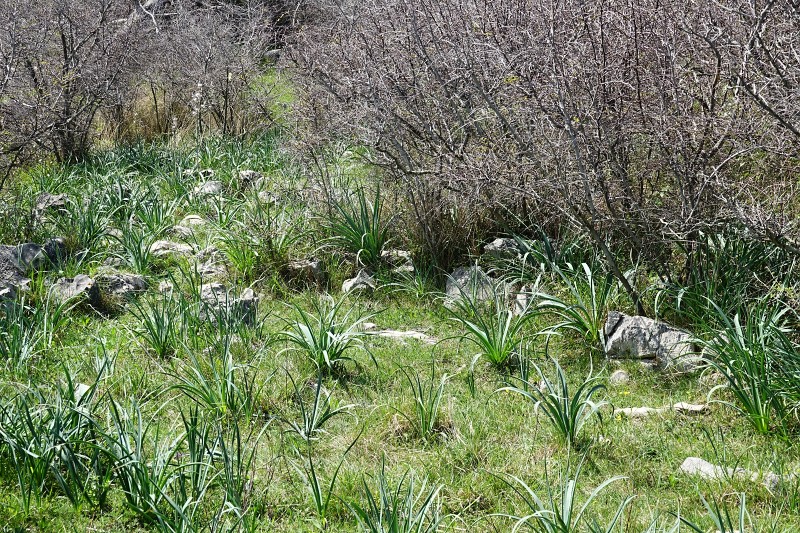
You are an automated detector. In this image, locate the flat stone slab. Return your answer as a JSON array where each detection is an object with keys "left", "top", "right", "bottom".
[
  {"left": 615, "top": 402, "right": 708, "bottom": 418},
  {"left": 680, "top": 457, "right": 782, "bottom": 491}
]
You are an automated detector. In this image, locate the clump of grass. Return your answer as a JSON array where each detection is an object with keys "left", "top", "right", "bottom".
[
  {"left": 496, "top": 358, "right": 607, "bottom": 448},
  {"left": 449, "top": 282, "right": 537, "bottom": 370},
  {"left": 0, "top": 292, "right": 72, "bottom": 371},
  {"left": 0, "top": 363, "right": 109, "bottom": 513},
  {"left": 280, "top": 295, "right": 376, "bottom": 376},
  {"left": 129, "top": 292, "right": 188, "bottom": 359},
  {"left": 697, "top": 300, "right": 797, "bottom": 434},
  {"left": 679, "top": 492, "right": 759, "bottom": 533},
  {"left": 171, "top": 342, "right": 263, "bottom": 420},
  {"left": 283, "top": 369, "right": 354, "bottom": 443},
  {"left": 292, "top": 431, "right": 362, "bottom": 531},
  {"left": 346, "top": 457, "right": 444, "bottom": 533},
  {"left": 395, "top": 357, "right": 449, "bottom": 442},
  {"left": 328, "top": 187, "right": 391, "bottom": 269},
  {"left": 496, "top": 458, "right": 633, "bottom": 532},
  {"left": 537, "top": 263, "right": 618, "bottom": 354}
]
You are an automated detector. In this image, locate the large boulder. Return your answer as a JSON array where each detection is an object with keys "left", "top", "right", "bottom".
[
  {"left": 604, "top": 311, "right": 699, "bottom": 371},
  {"left": 445, "top": 266, "right": 496, "bottom": 308},
  {"left": 0, "top": 239, "right": 65, "bottom": 298}
]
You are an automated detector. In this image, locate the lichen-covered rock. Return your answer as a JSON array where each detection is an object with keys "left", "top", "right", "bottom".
[
  {"left": 381, "top": 249, "right": 414, "bottom": 275},
  {"left": 286, "top": 259, "right": 327, "bottom": 287},
  {"left": 33, "top": 192, "right": 68, "bottom": 221},
  {"left": 482, "top": 237, "right": 521, "bottom": 260},
  {"left": 0, "top": 239, "right": 65, "bottom": 299},
  {"left": 604, "top": 311, "right": 699, "bottom": 371},
  {"left": 94, "top": 272, "right": 147, "bottom": 310},
  {"left": 51, "top": 275, "right": 97, "bottom": 303},
  {"left": 150, "top": 240, "right": 194, "bottom": 258},
  {"left": 200, "top": 283, "right": 258, "bottom": 325},
  {"left": 445, "top": 266, "right": 496, "bottom": 308}
]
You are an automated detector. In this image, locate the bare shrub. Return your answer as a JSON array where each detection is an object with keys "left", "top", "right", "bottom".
[
  {"left": 290, "top": 0, "right": 800, "bottom": 312},
  {"left": 0, "top": 0, "right": 280, "bottom": 184},
  {"left": 0, "top": 0, "right": 142, "bottom": 178}
]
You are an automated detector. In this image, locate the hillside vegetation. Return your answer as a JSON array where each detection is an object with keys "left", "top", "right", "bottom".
[{"left": 0, "top": 1, "right": 799, "bottom": 531}]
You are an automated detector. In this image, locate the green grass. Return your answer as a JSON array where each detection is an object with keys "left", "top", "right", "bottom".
[{"left": 0, "top": 138, "right": 799, "bottom": 532}]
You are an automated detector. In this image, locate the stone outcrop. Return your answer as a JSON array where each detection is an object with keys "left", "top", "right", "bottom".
[{"left": 604, "top": 311, "right": 699, "bottom": 371}]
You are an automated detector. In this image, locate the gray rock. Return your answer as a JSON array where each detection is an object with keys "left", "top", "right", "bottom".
[
  {"left": 286, "top": 259, "right": 326, "bottom": 286},
  {"left": 615, "top": 402, "right": 707, "bottom": 418},
  {"left": 34, "top": 192, "right": 68, "bottom": 220},
  {"left": 193, "top": 181, "right": 224, "bottom": 196},
  {"left": 483, "top": 237, "right": 521, "bottom": 260},
  {"left": 194, "top": 246, "right": 228, "bottom": 278},
  {"left": 342, "top": 270, "right": 376, "bottom": 294},
  {"left": 158, "top": 280, "right": 174, "bottom": 293},
  {"left": 172, "top": 215, "right": 206, "bottom": 238},
  {"left": 51, "top": 275, "right": 96, "bottom": 303},
  {"left": 680, "top": 457, "right": 782, "bottom": 491},
  {"left": 511, "top": 284, "right": 537, "bottom": 316},
  {"left": 445, "top": 266, "right": 496, "bottom": 308},
  {"left": 0, "top": 247, "right": 32, "bottom": 298},
  {"left": 150, "top": 240, "right": 194, "bottom": 258},
  {"left": 200, "top": 283, "right": 258, "bottom": 325},
  {"left": 381, "top": 249, "right": 414, "bottom": 275},
  {"left": 604, "top": 311, "right": 699, "bottom": 371},
  {"left": 94, "top": 272, "right": 147, "bottom": 308},
  {"left": 0, "top": 239, "right": 65, "bottom": 298},
  {"left": 236, "top": 170, "right": 263, "bottom": 189},
  {"left": 179, "top": 215, "right": 206, "bottom": 227},
  {"left": 609, "top": 369, "right": 630, "bottom": 385}
]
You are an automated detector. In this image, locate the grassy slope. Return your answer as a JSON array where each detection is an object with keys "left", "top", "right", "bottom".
[{"left": 0, "top": 138, "right": 798, "bottom": 532}]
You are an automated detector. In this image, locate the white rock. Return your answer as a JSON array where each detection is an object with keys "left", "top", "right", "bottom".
[
  {"left": 680, "top": 457, "right": 782, "bottom": 491},
  {"left": 342, "top": 270, "right": 376, "bottom": 294},
  {"left": 74, "top": 383, "right": 91, "bottom": 404},
  {"left": 604, "top": 311, "right": 700, "bottom": 371},
  {"left": 193, "top": 181, "right": 224, "bottom": 196},
  {"left": 615, "top": 402, "right": 708, "bottom": 418},
  {"left": 180, "top": 215, "right": 206, "bottom": 226},
  {"left": 615, "top": 406, "right": 664, "bottom": 418},
  {"left": 373, "top": 329, "right": 437, "bottom": 345},
  {"left": 609, "top": 369, "right": 630, "bottom": 385},
  {"left": 150, "top": 240, "right": 193, "bottom": 258}
]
